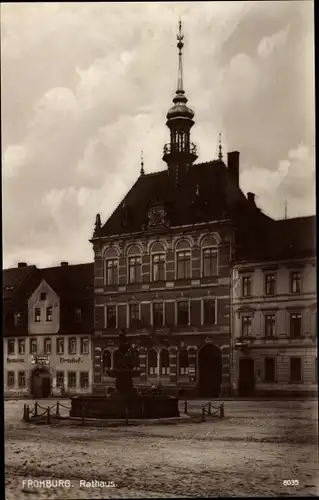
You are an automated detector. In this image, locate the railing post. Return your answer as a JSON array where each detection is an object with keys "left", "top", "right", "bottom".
[
  {"left": 208, "top": 402, "right": 211, "bottom": 416},
  {"left": 34, "top": 402, "right": 38, "bottom": 417},
  {"left": 55, "top": 402, "right": 60, "bottom": 418},
  {"left": 201, "top": 407, "right": 205, "bottom": 422},
  {"left": 184, "top": 400, "right": 188, "bottom": 415},
  {"left": 81, "top": 405, "right": 85, "bottom": 425},
  {"left": 25, "top": 405, "right": 30, "bottom": 422},
  {"left": 125, "top": 407, "right": 129, "bottom": 426},
  {"left": 46, "top": 407, "right": 51, "bottom": 424},
  {"left": 220, "top": 402, "right": 224, "bottom": 419}
]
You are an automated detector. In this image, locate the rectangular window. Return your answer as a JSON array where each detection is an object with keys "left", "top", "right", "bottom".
[
  {"left": 14, "top": 312, "right": 21, "bottom": 326},
  {"left": 128, "top": 257, "right": 141, "bottom": 283},
  {"left": 129, "top": 304, "right": 140, "bottom": 328},
  {"left": 152, "top": 254, "right": 165, "bottom": 281},
  {"left": 67, "top": 371, "right": 77, "bottom": 389},
  {"left": 80, "top": 337, "right": 89, "bottom": 354},
  {"left": 177, "top": 301, "right": 189, "bottom": 326},
  {"left": 7, "top": 371, "right": 15, "bottom": 387},
  {"left": 56, "top": 338, "right": 64, "bottom": 355},
  {"left": 264, "top": 357, "right": 275, "bottom": 382},
  {"left": 265, "top": 274, "right": 276, "bottom": 296},
  {"left": 68, "top": 337, "right": 77, "bottom": 355},
  {"left": 106, "top": 259, "right": 118, "bottom": 285},
  {"left": 107, "top": 306, "right": 117, "bottom": 328},
  {"left": 153, "top": 302, "right": 164, "bottom": 328},
  {"left": 18, "top": 371, "right": 26, "bottom": 388},
  {"left": 34, "top": 307, "right": 41, "bottom": 322},
  {"left": 290, "top": 313, "right": 302, "bottom": 338},
  {"left": 241, "top": 316, "right": 252, "bottom": 337},
  {"left": 203, "top": 299, "right": 216, "bottom": 325},
  {"left": 290, "top": 272, "right": 301, "bottom": 294},
  {"left": 30, "top": 338, "right": 37, "bottom": 354},
  {"left": 265, "top": 314, "right": 276, "bottom": 337},
  {"left": 74, "top": 307, "right": 82, "bottom": 323},
  {"left": 7, "top": 339, "right": 15, "bottom": 355},
  {"left": 18, "top": 339, "right": 25, "bottom": 355},
  {"left": 46, "top": 306, "right": 52, "bottom": 322},
  {"left": 56, "top": 371, "right": 64, "bottom": 388},
  {"left": 290, "top": 357, "right": 302, "bottom": 383},
  {"left": 44, "top": 338, "right": 51, "bottom": 354},
  {"left": 80, "top": 372, "right": 89, "bottom": 389},
  {"left": 177, "top": 251, "right": 191, "bottom": 279},
  {"left": 40, "top": 292, "right": 47, "bottom": 301},
  {"left": 202, "top": 249, "right": 218, "bottom": 277},
  {"left": 242, "top": 277, "right": 252, "bottom": 297}
]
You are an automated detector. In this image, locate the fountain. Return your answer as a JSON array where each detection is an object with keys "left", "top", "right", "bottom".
[{"left": 70, "top": 331, "right": 179, "bottom": 419}]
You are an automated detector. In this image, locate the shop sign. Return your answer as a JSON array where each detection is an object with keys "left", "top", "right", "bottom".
[
  {"left": 31, "top": 354, "right": 50, "bottom": 365},
  {"left": 59, "top": 357, "right": 83, "bottom": 364},
  {"left": 7, "top": 357, "right": 25, "bottom": 363}
]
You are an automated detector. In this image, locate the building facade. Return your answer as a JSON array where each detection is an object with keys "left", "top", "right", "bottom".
[
  {"left": 4, "top": 262, "right": 94, "bottom": 398},
  {"left": 90, "top": 23, "right": 275, "bottom": 397},
  {"left": 232, "top": 216, "right": 317, "bottom": 396}
]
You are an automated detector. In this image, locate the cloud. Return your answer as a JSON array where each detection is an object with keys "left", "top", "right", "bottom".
[{"left": 1, "top": 2, "right": 315, "bottom": 268}]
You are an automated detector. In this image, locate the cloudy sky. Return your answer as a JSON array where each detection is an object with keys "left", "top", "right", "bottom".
[{"left": 2, "top": 1, "right": 315, "bottom": 268}]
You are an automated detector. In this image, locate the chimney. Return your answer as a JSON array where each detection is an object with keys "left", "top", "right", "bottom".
[
  {"left": 60, "top": 261, "right": 69, "bottom": 267},
  {"left": 18, "top": 262, "right": 27, "bottom": 268},
  {"left": 247, "top": 192, "right": 255, "bottom": 205},
  {"left": 227, "top": 151, "right": 240, "bottom": 186}
]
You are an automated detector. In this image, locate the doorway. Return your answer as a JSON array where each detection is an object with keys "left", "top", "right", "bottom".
[
  {"left": 198, "top": 344, "right": 222, "bottom": 397},
  {"left": 238, "top": 358, "right": 255, "bottom": 396},
  {"left": 30, "top": 368, "right": 51, "bottom": 398}
]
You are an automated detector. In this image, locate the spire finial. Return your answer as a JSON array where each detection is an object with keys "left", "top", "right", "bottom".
[
  {"left": 140, "top": 150, "right": 145, "bottom": 175},
  {"left": 177, "top": 18, "right": 184, "bottom": 93},
  {"left": 218, "top": 133, "right": 223, "bottom": 161}
]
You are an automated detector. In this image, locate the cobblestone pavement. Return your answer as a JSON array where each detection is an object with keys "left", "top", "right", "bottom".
[{"left": 5, "top": 399, "right": 319, "bottom": 499}]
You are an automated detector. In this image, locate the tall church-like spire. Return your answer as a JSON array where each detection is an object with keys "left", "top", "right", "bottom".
[
  {"left": 163, "top": 20, "right": 197, "bottom": 177},
  {"left": 218, "top": 133, "right": 223, "bottom": 161}
]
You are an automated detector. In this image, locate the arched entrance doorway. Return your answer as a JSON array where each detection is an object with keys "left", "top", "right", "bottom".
[
  {"left": 198, "top": 344, "right": 222, "bottom": 397},
  {"left": 30, "top": 368, "right": 51, "bottom": 398}
]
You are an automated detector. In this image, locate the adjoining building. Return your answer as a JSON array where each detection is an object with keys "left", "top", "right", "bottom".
[
  {"left": 232, "top": 215, "right": 317, "bottom": 396},
  {"left": 90, "top": 23, "right": 275, "bottom": 397},
  {"left": 4, "top": 262, "right": 94, "bottom": 398}
]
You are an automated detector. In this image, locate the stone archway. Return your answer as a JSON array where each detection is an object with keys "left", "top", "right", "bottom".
[
  {"left": 30, "top": 367, "right": 51, "bottom": 398},
  {"left": 198, "top": 344, "right": 222, "bottom": 397}
]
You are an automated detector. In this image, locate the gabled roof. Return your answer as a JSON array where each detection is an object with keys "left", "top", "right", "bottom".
[
  {"left": 97, "top": 160, "right": 270, "bottom": 237},
  {"left": 40, "top": 263, "right": 94, "bottom": 301},
  {"left": 3, "top": 265, "right": 40, "bottom": 303}
]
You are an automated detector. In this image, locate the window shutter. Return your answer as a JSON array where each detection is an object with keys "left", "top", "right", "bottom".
[
  {"left": 141, "top": 303, "right": 151, "bottom": 327},
  {"left": 94, "top": 306, "right": 105, "bottom": 329},
  {"left": 190, "top": 300, "right": 201, "bottom": 326},
  {"left": 117, "top": 304, "right": 127, "bottom": 328},
  {"left": 165, "top": 302, "right": 175, "bottom": 327}
]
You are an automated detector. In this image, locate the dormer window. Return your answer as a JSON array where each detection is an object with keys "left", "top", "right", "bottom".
[
  {"left": 40, "top": 292, "right": 47, "bottom": 301},
  {"left": 14, "top": 312, "right": 21, "bottom": 326},
  {"left": 75, "top": 307, "right": 82, "bottom": 323}
]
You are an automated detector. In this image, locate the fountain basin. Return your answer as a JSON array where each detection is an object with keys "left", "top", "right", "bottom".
[{"left": 70, "top": 394, "right": 179, "bottom": 419}]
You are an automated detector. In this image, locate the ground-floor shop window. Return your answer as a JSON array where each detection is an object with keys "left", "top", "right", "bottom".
[
  {"left": 7, "top": 371, "right": 15, "bottom": 387},
  {"left": 290, "top": 357, "right": 302, "bottom": 383},
  {"left": 18, "top": 371, "right": 26, "bottom": 388},
  {"left": 56, "top": 371, "right": 64, "bottom": 388},
  {"left": 68, "top": 371, "right": 77, "bottom": 389},
  {"left": 264, "top": 357, "right": 275, "bottom": 382},
  {"left": 80, "top": 372, "right": 89, "bottom": 388}
]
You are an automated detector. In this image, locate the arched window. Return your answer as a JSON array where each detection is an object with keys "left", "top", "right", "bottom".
[
  {"left": 160, "top": 349, "right": 169, "bottom": 376},
  {"left": 148, "top": 349, "right": 158, "bottom": 376},
  {"left": 104, "top": 248, "right": 119, "bottom": 286},
  {"left": 151, "top": 242, "right": 165, "bottom": 282},
  {"left": 176, "top": 240, "right": 191, "bottom": 279},
  {"left": 127, "top": 245, "right": 142, "bottom": 284},
  {"left": 102, "top": 350, "right": 111, "bottom": 374},
  {"left": 201, "top": 236, "right": 218, "bottom": 277},
  {"left": 178, "top": 348, "right": 189, "bottom": 376}
]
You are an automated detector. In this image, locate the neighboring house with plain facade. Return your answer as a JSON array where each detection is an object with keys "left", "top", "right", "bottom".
[
  {"left": 4, "top": 262, "right": 94, "bottom": 398},
  {"left": 90, "top": 23, "right": 276, "bottom": 397},
  {"left": 232, "top": 215, "right": 317, "bottom": 396}
]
